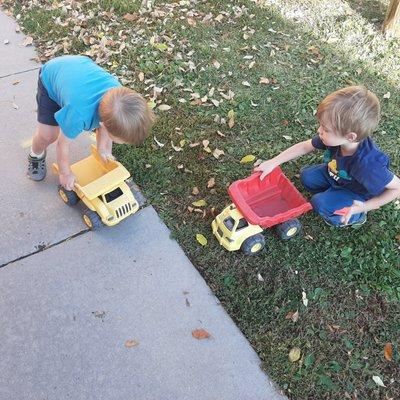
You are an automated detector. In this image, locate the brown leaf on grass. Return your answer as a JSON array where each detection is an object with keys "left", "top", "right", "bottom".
[
  {"left": 192, "top": 328, "right": 211, "bottom": 339},
  {"left": 213, "top": 148, "right": 224, "bottom": 159},
  {"left": 123, "top": 13, "right": 139, "bottom": 22},
  {"left": 187, "top": 17, "right": 197, "bottom": 27},
  {"left": 138, "top": 72, "right": 145, "bottom": 82},
  {"left": 285, "top": 310, "right": 299, "bottom": 323},
  {"left": 124, "top": 339, "right": 139, "bottom": 348},
  {"left": 384, "top": 343, "right": 393, "bottom": 361},
  {"left": 192, "top": 187, "right": 199, "bottom": 195},
  {"left": 281, "top": 120, "right": 289, "bottom": 126},
  {"left": 207, "top": 177, "right": 215, "bottom": 188},
  {"left": 259, "top": 77, "right": 270, "bottom": 84},
  {"left": 395, "top": 234, "right": 400, "bottom": 242}
]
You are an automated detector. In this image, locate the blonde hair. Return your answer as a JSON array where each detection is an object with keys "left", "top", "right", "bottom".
[
  {"left": 316, "top": 86, "right": 380, "bottom": 141},
  {"left": 99, "top": 87, "right": 155, "bottom": 145}
]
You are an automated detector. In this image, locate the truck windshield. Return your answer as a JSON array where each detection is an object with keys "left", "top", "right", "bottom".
[
  {"left": 104, "top": 187, "right": 123, "bottom": 203},
  {"left": 224, "top": 217, "right": 235, "bottom": 230}
]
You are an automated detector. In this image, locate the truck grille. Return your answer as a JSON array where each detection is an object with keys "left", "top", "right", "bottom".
[{"left": 116, "top": 203, "right": 132, "bottom": 219}]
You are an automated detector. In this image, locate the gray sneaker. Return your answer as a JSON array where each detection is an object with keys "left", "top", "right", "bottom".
[{"left": 27, "top": 152, "right": 46, "bottom": 181}]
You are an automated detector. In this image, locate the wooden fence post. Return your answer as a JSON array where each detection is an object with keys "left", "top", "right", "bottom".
[{"left": 383, "top": 0, "right": 400, "bottom": 35}]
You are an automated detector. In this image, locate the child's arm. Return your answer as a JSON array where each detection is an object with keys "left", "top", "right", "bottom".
[
  {"left": 341, "top": 175, "right": 400, "bottom": 224},
  {"left": 56, "top": 132, "right": 75, "bottom": 190},
  {"left": 96, "top": 124, "right": 114, "bottom": 161},
  {"left": 255, "top": 139, "right": 316, "bottom": 180}
]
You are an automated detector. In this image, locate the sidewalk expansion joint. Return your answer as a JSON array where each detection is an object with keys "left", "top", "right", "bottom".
[
  {"left": 0, "top": 229, "right": 89, "bottom": 269},
  {"left": 0, "top": 66, "right": 40, "bottom": 79}
]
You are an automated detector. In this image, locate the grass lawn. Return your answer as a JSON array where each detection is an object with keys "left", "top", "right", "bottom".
[{"left": 3, "top": 0, "right": 400, "bottom": 398}]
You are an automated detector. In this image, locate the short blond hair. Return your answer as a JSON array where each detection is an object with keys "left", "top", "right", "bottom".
[
  {"left": 99, "top": 87, "right": 155, "bottom": 145},
  {"left": 316, "top": 86, "right": 380, "bottom": 141}
]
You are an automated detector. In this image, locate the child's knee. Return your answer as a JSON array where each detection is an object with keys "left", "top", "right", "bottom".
[{"left": 300, "top": 166, "right": 315, "bottom": 191}]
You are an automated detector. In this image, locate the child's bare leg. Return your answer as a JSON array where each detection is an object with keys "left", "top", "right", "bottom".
[
  {"left": 31, "top": 123, "right": 60, "bottom": 155},
  {"left": 28, "top": 123, "right": 60, "bottom": 181}
]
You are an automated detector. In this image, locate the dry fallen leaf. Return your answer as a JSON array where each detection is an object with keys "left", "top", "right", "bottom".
[
  {"left": 242, "top": 80, "right": 251, "bottom": 87},
  {"left": 158, "top": 104, "right": 171, "bottom": 111},
  {"left": 285, "top": 310, "right": 299, "bottom": 323},
  {"left": 154, "top": 136, "right": 165, "bottom": 148},
  {"left": 259, "top": 77, "right": 270, "bottom": 84},
  {"left": 192, "top": 187, "right": 199, "bottom": 195},
  {"left": 289, "top": 347, "right": 301, "bottom": 362},
  {"left": 22, "top": 36, "right": 33, "bottom": 46},
  {"left": 372, "top": 375, "right": 386, "bottom": 388},
  {"left": 383, "top": 92, "right": 391, "bottom": 99},
  {"left": 257, "top": 273, "right": 264, "bottom": 282},
  {"left": 213, "top": 148, "right": 225, "bottom": 159},
  {"left": 302, "top": 291, "right": 308, "bottom": 307},
  {"left": 384, "top": 343, "right": 393, "bottom": 361},
  {"left": 123, "top": 13, "right": 139, "bottom": 22},
  {"left": 192, "top": 328, "right": 211, "bottom": 339},
  {"left": 171, "top": 141, "right": 183, "bottom": 152},
  {"left": 240, "top": 154, "right": 256, "bottom": 164},
  {"left": 207, "top": 177, "right": 215, "bottom": 188},
  {"left": 124, "top": 339, "right": 139, "bottom": 348},
  {"left": 196, "top": 234, "right": 207, "bottom": 246},
  {"left": 212, "top": 60, "right": 221, "bottom": 69},
  {"left": 138, "top": 72, "right": 145, "bottom": 82}
]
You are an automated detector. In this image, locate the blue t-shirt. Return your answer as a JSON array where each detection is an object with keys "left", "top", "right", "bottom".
[
  {"left": 40, "top": 55, "right": 121, "bottom": 138},
  {"left": 311, "top": 136, "right": 394, "bottom": 199}
]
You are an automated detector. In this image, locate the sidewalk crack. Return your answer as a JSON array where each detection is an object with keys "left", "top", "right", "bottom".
[
  {"left": 0, "top": 229, "right": 88, "bottom": 269},
  {"left": 0, "top": 66, "right": 41, "bottom": 79}
]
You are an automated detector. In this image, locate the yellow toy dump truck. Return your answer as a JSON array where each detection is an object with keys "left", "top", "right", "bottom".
[{"left": 53, "top": 145, "right": 139, "bottom": 230}]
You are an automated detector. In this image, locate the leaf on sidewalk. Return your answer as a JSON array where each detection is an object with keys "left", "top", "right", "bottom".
[
  {"left": 192, "top": 328, "right": 211, "bottom": 339},
  {"left": 124, "top": 339, "right": 139, "bottom": 348},
  {"left": 22, "top": 36, "right": 33, "bottom": 46}
]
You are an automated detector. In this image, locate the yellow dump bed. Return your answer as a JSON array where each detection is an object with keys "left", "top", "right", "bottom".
[{"left": 53, "top": 145, "right": 130, "bottom": 200}]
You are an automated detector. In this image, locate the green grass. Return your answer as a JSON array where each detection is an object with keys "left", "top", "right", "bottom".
[{"left": 4, "top": 0, "right": 400, "bottom": 398}]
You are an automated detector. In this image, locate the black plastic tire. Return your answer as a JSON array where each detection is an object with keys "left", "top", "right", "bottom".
[
  {"left": 58, "top": 186, "right": 79, "bottom": 206},
  {"left": 241, "top": 234, "right": 266, "bottom": 256},
  {"left": 82, "top": 210, "right": 103, "bottom": 230},
  {"left": 276, "top": 218, "right": 302, "bottom": 240}
]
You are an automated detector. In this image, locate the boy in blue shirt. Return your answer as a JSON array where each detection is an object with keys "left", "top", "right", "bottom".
[
  {"left": 27, "top": 55, "right": 154, "bottom": 190},
  {"left": 255, "top": 86, "right": 400, "bottom": 227}
]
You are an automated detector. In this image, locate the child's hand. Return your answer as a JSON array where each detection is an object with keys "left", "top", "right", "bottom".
[
  {"left": 60, "top": 173, "right": 76, "bottom": 191},
  {"left": 338, "top": 200, "right": 365, "bottom": 225},
  {"left": 99, "top": 152, "right": 116, "bottom": 163},
  {"left": 254, "top": 159, "right": 278, "bottom": 180}
]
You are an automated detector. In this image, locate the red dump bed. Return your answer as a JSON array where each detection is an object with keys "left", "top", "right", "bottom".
[{"left": 228, "top": 167, "right": 313, "bottom": 228}]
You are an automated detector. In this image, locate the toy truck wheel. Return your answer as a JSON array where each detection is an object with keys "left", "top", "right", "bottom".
[
  {"left": 241, "top": 234, "right": 265, "bottom": 256},
  {"left": 276, "top": 218, "right": 302, "bottom": 240},
  {"left": 82, "top": 210, "right": 103, "bottom": 230},
  {"left": 58, "top": 186, "right": 79, "bottom": 206}
]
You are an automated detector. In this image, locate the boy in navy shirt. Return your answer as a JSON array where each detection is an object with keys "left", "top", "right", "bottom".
[
  {"left": 255, "top": 86, "right": 400, "bottom": 227},
  {"left": 27, "top": 55, "right": 154, "bottom": 190}
]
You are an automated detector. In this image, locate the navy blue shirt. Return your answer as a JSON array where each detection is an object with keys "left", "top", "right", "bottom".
[
  {"left": 40, "top": 56, "right": 121, "bottom": 138},
  {"left": 311, "top": 136, "right": 394, "bottom": 199}
]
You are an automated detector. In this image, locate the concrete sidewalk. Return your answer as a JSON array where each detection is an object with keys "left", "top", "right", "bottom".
[{"left": 0, "top": 9, "right": 286, "bottom": 400}]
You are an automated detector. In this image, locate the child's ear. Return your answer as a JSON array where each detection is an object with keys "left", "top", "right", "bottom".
[{"left": 346, "top": 132, "right": 358, "bottom": 142}]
